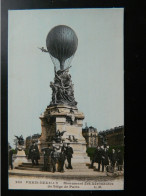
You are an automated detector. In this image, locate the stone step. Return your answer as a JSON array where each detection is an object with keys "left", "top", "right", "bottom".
[
  {"left": 21, "top": 163, "right": 44, "bottom": 166},
  {"left": 22, "top": 162, "right": 89, "bottom": 166},
  {"left": 19, "top": 165, "right": 43, "bottom": 168},
  {"left": 16, "top": 161, "right": 90, "bottom": 172},
  {"left": 17, "top": 164, "right": 92, "bottom": 171},
  {"left": 15, "top": 167, "right": 42, "bottom": 171},
  {"left": 20, "top": 165, "right": 88, "bottom": 170},
  {"left": 16, "top": 167, "right": 91, "bottom": 173}
]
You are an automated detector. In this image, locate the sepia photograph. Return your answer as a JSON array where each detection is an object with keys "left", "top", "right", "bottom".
[{"left": 8, "top": 8, "right": 124, "bottom": 190}]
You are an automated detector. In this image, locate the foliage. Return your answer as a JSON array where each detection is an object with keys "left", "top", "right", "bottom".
[
  {"left": 12, "top": 149, "right": 17, "bottom": 154},
  {"left": 25, "top": 148, "right": 29, "bottom": 155},
  {"left": 86, "top": 147, "right": 96, "bottom": 160}
]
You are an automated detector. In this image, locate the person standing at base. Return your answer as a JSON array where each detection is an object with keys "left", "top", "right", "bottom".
[
  {"left": 117, "top": 149, "right": 123, "bottom": 171},
  {"left": 42, "top": 145, "right": 52, "bottom": 171},
  {"left": 58, "top": 148, "right": 66, "bottom": 172},
  {"left": 28, "top": 141, "right": 40, "bottom": 166},
  {"left": 89, "top": 146, "right": 101, "bottom": 169},
  {"left": 91, "top": 146, "right": 102, "bottom": 172},
  {"left": 9, "top": 146, "right": 13, "bottom": 170},
  {"left": 101, "top": 146, "right": 110, "bottom": 172},
  {"left": 110, "top": 149, "right": 117, "bottom": 169},
  {"left": 66, "top": 143, "right": 73, "bottom": 169},
  {"left": 50, "top": 146, "right": 57, "bottom": 173},
  {"left": 106, "top": 145, "right": 110, "bottom": 157},
  {"left": 57, "top": 143, "right": 67, "bottom": 172},
  {"left": 100, "top": 145, "right": 105, "bottom": 172}
]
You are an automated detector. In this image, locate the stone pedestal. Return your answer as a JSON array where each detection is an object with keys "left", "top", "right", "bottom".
[
  {"left": 13, "top": 149, "right": 28, "bottom": 168},
  {"left": 38, "top": 104, "right": 90, "bottom": 164}
]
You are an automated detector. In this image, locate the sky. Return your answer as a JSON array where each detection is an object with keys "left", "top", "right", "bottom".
[{"left": 8, "top": 8, "right": 124, "bottom": 147}]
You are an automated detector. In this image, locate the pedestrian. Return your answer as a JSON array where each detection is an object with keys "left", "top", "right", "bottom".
[
  {"left": 9, "top": 146, "right": 13, "bottom": 170},
  {"left": 66, "top": 143, "right": 73, "bottom": 169},
  {"left": 117, "top": 149, "right": 123, "bottom": 171},
  {"left": 101, "top": 146, "right": 110, "bottom": 172},
  {"left": 50, "top": 146, "right": 57, "bottom": 173},
  {"left": 106, "top": 145, "right": 110, "bottom": 155},
  {"left": 110, "top": 149, "right": 117, "bottom": 169},
  {"left": 28, "top": 141, "right": 40, "bottom": 166},
  {"left": 89, "top": 146, "right": 100, "bottom": 168},
  {"left": 58, "top": 149, "right": 66, "bottom": 172},
  {"left": 42, "top": 146, "right": 52, "bottom": 171}
]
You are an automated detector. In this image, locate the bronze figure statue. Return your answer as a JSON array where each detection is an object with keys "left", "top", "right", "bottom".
[
  {"left": 15, "top": 135, "right": 24, "bottom": 146},
  {"left": 39, "top": 25, "right": 78, "bottom": 107}
]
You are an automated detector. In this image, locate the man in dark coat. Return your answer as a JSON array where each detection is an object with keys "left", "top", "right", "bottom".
[
  {"left": 42, "top": 146, "right": 52, "bottom": 171},
  {"left": 110, "top": 149, "right": 117, "bottom": 169},
  {"left": 58, "top": 149, "right": 66, "bottom": 172},
  {"left": 117, "top": 149, "right": 123, "bottom": 171},
  {"left": 28, "top": 141, "right": 40, "bottom": 166},
  {"left": 50, "top": 146, "right": 57, "bottom": 173},
  {"left": 101, "top": 146, "right": 110, "bottom": 172},
  {"left": 57, "top": 143, "right": 67, "bottom": 172},
  {"left": 9, "top": 147, "right": 13, "bottom": 170},
  {"left": 90, "top": 146, "right": 101, "bottom": 169},
  {"left": 66, "top": 143, "right": 73, "bottom": 169}
]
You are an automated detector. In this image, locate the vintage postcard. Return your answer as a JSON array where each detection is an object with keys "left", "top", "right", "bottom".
[{"left": 8, "top": 8, "right": 124, "bottom": 190}]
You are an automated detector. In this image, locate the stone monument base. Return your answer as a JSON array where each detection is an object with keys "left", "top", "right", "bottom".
[
  {"left": 13, "top": 150, "right": 28, "bottom": 168},
  {"left": 38, "top": 104, "right": 90, "bottom": 164}
]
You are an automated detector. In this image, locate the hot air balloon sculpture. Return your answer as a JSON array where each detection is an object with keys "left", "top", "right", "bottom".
[
  {"left": 39, "top": 25, "right": 78, "bottom": 106},
  {"left": 46, "top": 25, "right": 78, "bottom": 71}
]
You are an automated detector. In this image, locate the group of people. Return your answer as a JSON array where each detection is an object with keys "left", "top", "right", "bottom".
[
  {"left": 28, "top": 142, "right": 74, "bottom": 173},
  {"left": 90, "top": 145, "right": 123, "bottom": 172},
  {"left": 9, "top": 141, "right": 123, "bottom": 173},
  {"left": 48, "top": 143, "right": 74, "bottom": 173}
]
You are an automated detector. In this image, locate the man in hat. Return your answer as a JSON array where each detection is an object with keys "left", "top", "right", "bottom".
[
  {"left": 28, "top": 141, "right": 40, "bottom": 166},
  {"left": 58, "top": 145, "right": 67, "bottom": 173},
  {"left": 89, "top": 146, "right": 101, "bottom": 169},
  {"left": 42, "top": 145, "right": 52, "bottom": 171},
  {"left": 101, "top": 146, "right": 110, "bottom": 172},
  {"left": 50, "top": 146, "right": 58, "bottom": 173},
  {"left": 66, "top": 143, "right": 73, "bottom": 169},
  {"left": 96, "top": 145, "right": 104, "bottom": 172},
  {"left": 110, "top": 149, "right": 117, "bottom": 169},
  {"left": 117, "top": 149, "right": 123, "bottom": 171}
]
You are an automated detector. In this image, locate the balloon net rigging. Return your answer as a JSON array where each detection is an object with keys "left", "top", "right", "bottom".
[{"left": 50, "top": 54, "right": 74, "bottom": 71}]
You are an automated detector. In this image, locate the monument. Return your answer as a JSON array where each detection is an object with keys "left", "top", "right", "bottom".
[
  {"left": 13, "top": 135, "right": 28, "bottom": 168},
  {"left": 38, "top": 25, "right": 90, "bottom": 164}
]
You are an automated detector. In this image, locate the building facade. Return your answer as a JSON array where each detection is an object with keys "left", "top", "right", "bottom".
[
  {"left": 98, "top": 126, "right": 124, "bottom": 147},
  {"left": 82, "top": 126, "right": 98, "bottom": 147}
]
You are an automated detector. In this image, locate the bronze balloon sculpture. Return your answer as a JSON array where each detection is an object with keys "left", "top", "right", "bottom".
[
  {"left": 39, "top": 25, "right": 78, "bottom": 106},
  {"left": 46, "top": 25, "right": 78, "bottom": 70}
]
